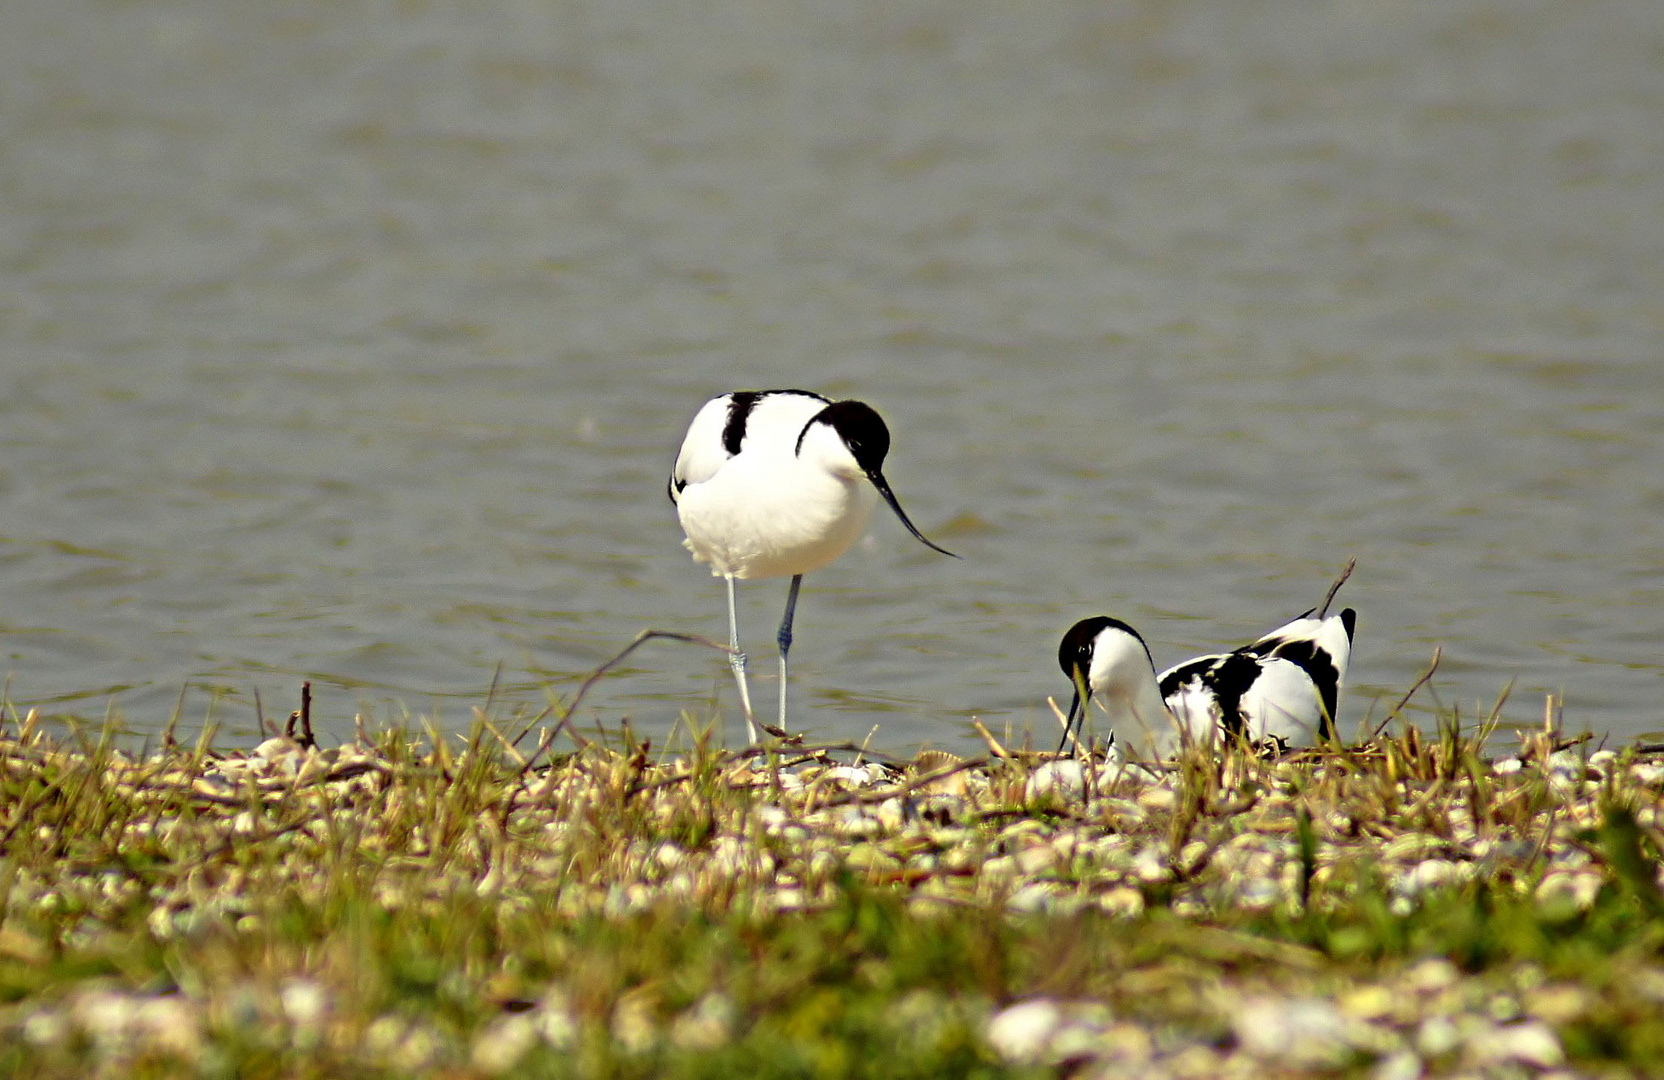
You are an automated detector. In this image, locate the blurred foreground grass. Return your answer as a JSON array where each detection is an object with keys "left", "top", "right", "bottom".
[{"left": 1, "top": 696, "right": 1662, "bottom": 1079}]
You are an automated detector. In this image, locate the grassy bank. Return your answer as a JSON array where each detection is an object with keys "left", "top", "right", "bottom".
[{"left": 1, "top": 696, "right": 1662, "bottom": 1078}]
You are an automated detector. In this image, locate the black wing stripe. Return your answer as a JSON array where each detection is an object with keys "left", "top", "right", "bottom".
[
  {"left": 1160, "top": 652, "right": 1262, "bottom": 739},
  {"left": 1262, "top": 641, "right": 1340, "bottom": 731},
  {"left": 720, "top": 391, "right": 764, "bottom": 457}
]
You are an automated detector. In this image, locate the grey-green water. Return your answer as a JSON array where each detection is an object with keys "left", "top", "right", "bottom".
[{"left": 2, "top": 0, "right": 1660, "bottom": 752}]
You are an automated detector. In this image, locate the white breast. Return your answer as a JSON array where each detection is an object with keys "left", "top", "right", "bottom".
[{"left": 677, "top": 456, "right": 879, "bottom": 579}]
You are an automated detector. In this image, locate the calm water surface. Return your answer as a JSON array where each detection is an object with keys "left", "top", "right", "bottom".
[{"left": 1, "top": 0, "right": 1660, "bottom": 753}]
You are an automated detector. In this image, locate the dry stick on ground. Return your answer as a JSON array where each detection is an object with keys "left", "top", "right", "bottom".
[
  {"left": 972, "top": 719, "right": 1014, "bottom": 761},
  {"left": 812, "top": 755, "right": 994, "bottom": 809},
  {"left": 160, "top": 683, "right": 191, "bottom": 750},
  {"left": 513, "top": 726, "right": 561, "bottom": 787},
  {"left": 730, "top": 741, "right": 910, "bottom": 767},
  {"left": 1048, "top": 694, "right": 1088, "bottom": 759},
  {"left": 622, "top": 744, "right": 919, "bottom": 799},
  {"left": 517, "top": 629, "right": 752, "bottom": 771},
  {"left": 284, "top": 681, "right": 316, "bottom": 749},
  {"left": 567, "top": 630, "right": 733, "bottom": 720},
  {"left": 506, "top": 703, "right": 557, "bottom": 754},
  {"left": 1367, "top": 646, "right": 1442, "bottom": 742},
  {"left": 854, "top": 725, "right": 880, "bottom": 768},
  {"left": 479, "top": 716, "right": 528, "bottom": 769}
]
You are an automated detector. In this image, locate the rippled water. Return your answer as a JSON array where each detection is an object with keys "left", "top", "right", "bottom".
[{"left": 1, "top": 0, "right": 1660, "bottom": 753}]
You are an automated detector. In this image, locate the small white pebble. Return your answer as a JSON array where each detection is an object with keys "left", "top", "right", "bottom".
[
  {"left": 874, "top": 796, "right": 907, "bottom": 831},
  {"left": 654, "top": 843, "right": 686, "bottom": 871},
  {"left": 1014, "top": 844, "right": 1058, "bottom": 877},
  {"left": 1234, "top": 997, "right": 1354, "bottom": 1069},
  {"left": 1132, "top": 845, "right": 1169, "bottom": 883},
  {"left": 534, "top": 991, "right": 578, "bottom": 1049},
  {"left": 72, "top": 990, "right": 137, "bottom": 1048},
  {"left": 1025, "top": 760, "right": 1086, "bottom": 804},
  {"left": 472, "top": 1014, "right": 539, "bottom": 1074},
  {"left": 1546, "top": 750, "right": 1586, "bottom": 780},
  {"left": 611, "top": 993, "right": 658, "bottom": 1055},
  {"left": 1535, "top": 871, "right": 1602, "bottom": 916},
  {"left": 1629, "top": 762, "right": 1664, "bottom": 785},
  {"left": 1008, "top": 882, "right": 1073, "bottom": 914},
  {"left": 986, "top": 999, "right": 1062, "bottom": 1063},
  {"left": 669, "top": 993, "right": 734, "bottom": 1051},
  {"left": 1235, "top": 876, "right": 1283, "bottom": 909},
  {"left": 22, "top": 1009, "right": 69, "bottom": 1047},
  {"left": 1395, "top": 859, "right": 1467, "bottom": 899},
  {"left": 830, "top": 806, "right": 881, "bottom": 839},
  {"left": 193, "top": 774, "right": 237, "bottom": 798},
  {"left": 1405, "top": 958, "right": 1461, "bottom": 993},
  {"left": 1370, "top": 1048, "right": 1424, "bottom": 1080},
  {"left": 1048, "top": 1005, "right": 1114, "bottom": 1058},
  {"left": 1415, "top": 1015, "right": 1461, "bottom": 1057},
  {"left": 1466, "top": 1019, "right": 1565, "bottom": 1068},
  {"left": 131, "top": 996, "right": 200, "bottom": 1059},
  {"left": 1137, "top": 786, "right": 1177, "bottom": 812},
  {"left": 280, "top": 979, "right": 328, "bottom": 1031},
  {"left": 826, "top": 764, "right": 883, "bottom": 788}
]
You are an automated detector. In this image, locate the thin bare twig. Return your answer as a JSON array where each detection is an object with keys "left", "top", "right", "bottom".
[
  {"left": 507, "top": 704, "right": 557, "bottom": 752},
  {"left": 561, "top": 629, "right": 730, "bottom": 723},
  {"left": 972, "top": 719, "right": 1013, "bottom": 761},
  {"left": 812, "top": 755, "right": 994, "bottom": 809},
  {"left": 479, "top": 715, "right": 528, "bottom": 768},
  {"left": 1047, "top": 695, "right": 1086, "bottom": 759},
  {"left": 1368, "top": 646, "right": 1441, "bottom": 741},
  {"left": 514, "top": 726, "right": 562, "bottom": 782},
  {"left": 285, "top": 681, "right": 316, "bottom": 749},
  {"left": 483, "top": 661, "right": 504, "bottom": 718},
  {"left": 715, "top": 741, "right": 910, "bottom": 769},
  {"left": 1316, "top": 557, "right": 1357, "bottom": 618},
  {"left": 163, "top": 683, "right": 188, "bottom": 749}
]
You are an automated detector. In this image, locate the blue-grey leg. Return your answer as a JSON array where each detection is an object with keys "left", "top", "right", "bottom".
[
  {"left": 724, "top": 574, "right": 757, "bottom": 743},
  {"left": 775, "top": 574, "right": 804, "bottom": 733}
]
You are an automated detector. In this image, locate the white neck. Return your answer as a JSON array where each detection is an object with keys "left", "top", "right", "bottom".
[
  {"left": 1088, "top": 632, "right": 1184, "bottom": 759},
  {"left": 796, "top": 421, "right": 865, "bottom": 481}
]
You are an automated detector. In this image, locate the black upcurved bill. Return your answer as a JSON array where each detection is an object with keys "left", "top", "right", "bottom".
[
  {"left": 1057, "top": 689, "right": 1082, "bottom": 755},
  {"left": 868, "top": 470, "right": 958, "bottom": 558}
]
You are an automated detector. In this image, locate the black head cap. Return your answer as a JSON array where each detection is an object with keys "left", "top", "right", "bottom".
[
  {"left": 1057, "top": 615, "right": 1146, "bottom": 680},
  {"left": 806, "top": 399, "right": 956, "bottom": 559},
  {"left": 1055, "top": 615, "right": 1147, "bottom": 755},
  {"left": 804, "top": 400, "right": 890, "bottom": 473}
]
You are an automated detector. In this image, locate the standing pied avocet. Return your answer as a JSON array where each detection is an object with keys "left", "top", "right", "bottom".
[
  {"left": 669, "top": 390, "right": 957, "bottom": 742},
  {"left": 1056, "top": 562, "right": 1357, "bottom": 760}
]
